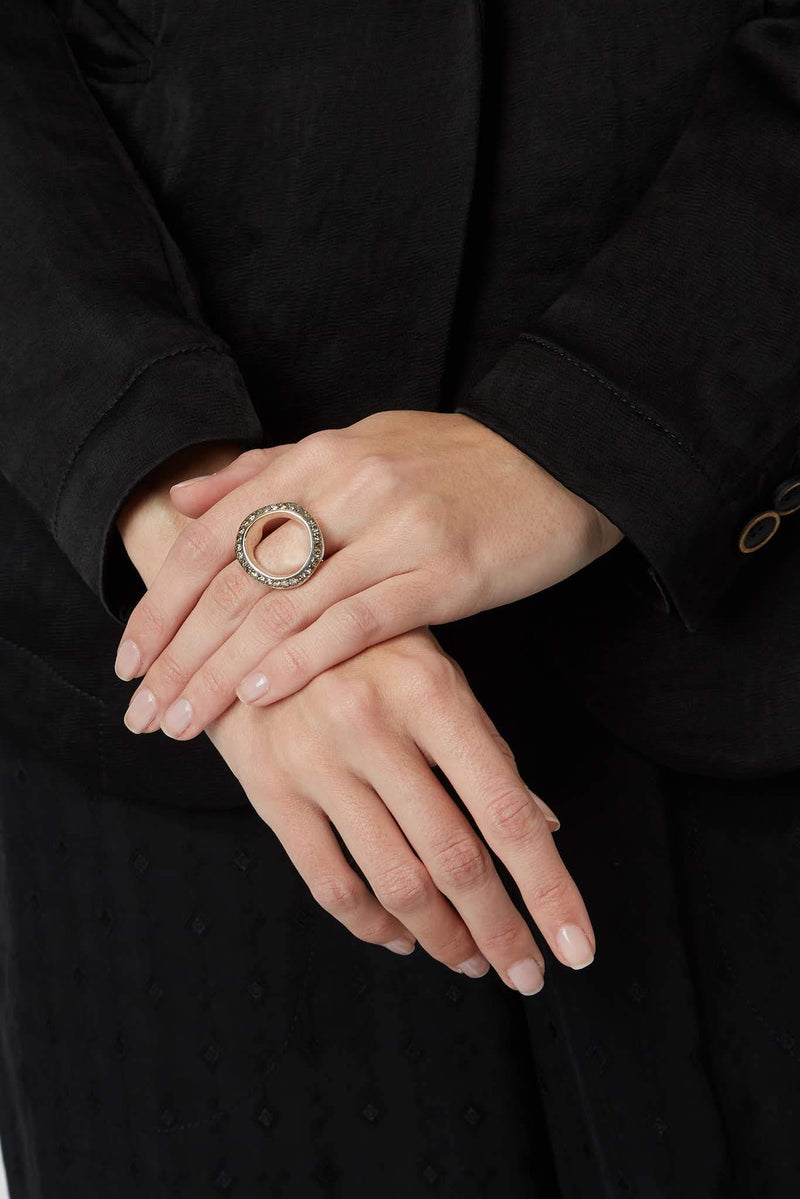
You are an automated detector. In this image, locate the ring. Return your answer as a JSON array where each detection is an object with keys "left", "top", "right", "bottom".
[{"left": 234, "top": 502, "right": 324, "bottom": 588}]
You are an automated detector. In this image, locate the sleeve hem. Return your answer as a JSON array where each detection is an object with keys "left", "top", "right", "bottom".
[
  {"left": 53, "top": 345, "right": 265, "bottom": 623},
  {"left": 455, "top": 332, "right": 798, "bottom": 632}
]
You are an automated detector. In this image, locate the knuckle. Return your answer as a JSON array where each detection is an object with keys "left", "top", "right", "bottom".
[
  {"left": 326, "top": 677, "right": 381, "bottom": 730},
  {"left": 277, "top": 638, "right": 309, "bottom": 680},
  {"left": 301, "top": 428, "right": 338, "bottom": 459},
  {"left": 529, "top": 871, "right": 573, "bottom": 913},
  {"left": 334, "top": 596, "right": 379, "bottom": 644},
  {"left": 483, "top": 784, "right": 539, "bottom": 841},
  {"left": 354, "top": 452, "right": 398, "bottom": 490},
  {"left": 176, "top": 520, "right": 217, "bottom": 569},
  {"left": 135, "top": 600, "right": 165, "bottom": 641},
  {"left": 238, "top": 446, "right": 272, "bottom": 470},
  {"left": 403, "top": 652, "right": 457, "bottom": 709},
  {"left": 310, "top": 873, "right": 364, "bottom": 915},
  {"left": 155, "top": 648, "right": 188, "bottom": 690},
  {"left": 410, "top": 491, "right": 447, "bottom": 539},
  {"left": 254, "top": 592, "right": 299, "bottom": 641},
  {"left": 197, "top": 661, "right": 230, "bottom": 702},
  {"left": 430, "top": 834, "right": 491, "bottom": 892},
  {"left": 206, "top": 568, "right": 251, "bottom": 619},
  {"left": 374, "top": 862, "right": 432, "bottom": 914},
  {"left": 481, "top": 918, "right": 526, "bottom": 955}
]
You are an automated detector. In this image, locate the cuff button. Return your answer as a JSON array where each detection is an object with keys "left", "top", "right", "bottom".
[
  {"left": 738, "top": 510, "right": 781, "bottom": 553},
  {"left": 773, "top": 476, "right": 800, "bottom": 515}
]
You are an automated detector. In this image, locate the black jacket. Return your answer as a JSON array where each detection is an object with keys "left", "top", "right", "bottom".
[{"left": 1, "top": 0, "right": 799, "bottom": 808}]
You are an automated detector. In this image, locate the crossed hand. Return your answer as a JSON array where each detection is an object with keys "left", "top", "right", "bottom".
[{"left": 114, "top": 410, "right": 622, "bottom": 990}]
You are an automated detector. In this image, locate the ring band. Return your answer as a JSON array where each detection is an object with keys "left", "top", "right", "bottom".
[{"left": 235, "top": 502, "right": 324, "bottom": 588}]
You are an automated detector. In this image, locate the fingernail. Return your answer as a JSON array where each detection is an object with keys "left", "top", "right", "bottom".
[
  {"left": 526, "top": 787, "right": 560, "bottom": 831},
  {"left": 170, "top": 474, "right": 210, "bottom": 490},
  {"left": 507, "top": 956, "right": 545, "bottom": 995},
  {"left": 162, "top": 697, "right": 193, "bottom": 739},
  {"left": 114, "top": 638, "right": 141, "bottom": 681},
  {"left": 456, "top": 953, "right": 491, "bottom": 978},
  {"left": 383, "top": 939, "right": 416, "bottom": 955},
  {"left": 237, "top": 673, "right": 270, "bottom": 703},
  {"left": 123, "top": 688, "right": 157, "bottom": 734},
  {"left": 556, "top": 924, "right": 595, "bottom": 969}
]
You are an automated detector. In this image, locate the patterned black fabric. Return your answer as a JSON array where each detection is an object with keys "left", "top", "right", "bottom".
[{"left": 0, "top": 632, "right": 797, "bottom": 1198}]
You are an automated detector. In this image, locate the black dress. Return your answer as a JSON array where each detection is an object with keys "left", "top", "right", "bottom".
[
  {"left": 1, "top": 599, "right": 799, "bottom": 1198},
  {"left": 2, "top": 2, "right": 800, "bottom": 1196}
]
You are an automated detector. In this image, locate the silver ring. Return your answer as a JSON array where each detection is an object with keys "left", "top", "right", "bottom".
[{"left": 234, "top": 502, "right": 324, "bottom": 587}]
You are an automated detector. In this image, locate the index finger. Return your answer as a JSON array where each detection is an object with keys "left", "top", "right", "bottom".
[{"left": 115, "top": 443, "right": 314, "bottom": 679}]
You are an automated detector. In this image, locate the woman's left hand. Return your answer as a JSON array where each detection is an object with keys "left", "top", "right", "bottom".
[{"left": 114, "top": 410, "right": 623, "bottom": 739}]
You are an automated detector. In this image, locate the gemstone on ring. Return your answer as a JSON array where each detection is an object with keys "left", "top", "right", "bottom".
[{"left": 234, "top": 502, "right": 324, "bottom": 587}]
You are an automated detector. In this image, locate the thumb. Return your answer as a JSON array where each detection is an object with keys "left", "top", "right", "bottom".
[{"left": 169, "top": 444, "right": 289, "bottom": 517}]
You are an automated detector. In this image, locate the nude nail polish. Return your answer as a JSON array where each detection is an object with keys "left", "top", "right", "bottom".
[
  {"left": 237, "top": 673, "right": 270, "bottom": 703},
  {"left": 383, "top": 939, "right": 416, "bottom": 955},
  {"left": 457, "top": 953, "right": 491, "bottom": 978},
  {"left": 556, "top": 924, "right": 595, "bottom": 969},
  {"left": 123, "top": 688, "right": 157, "bottom": 734},
  {"left": 170, "top": 474, "right": 210, "bottom": 490},
  {"left": 507, "top": 956, "right": 545, "bottom": 995},
  {"left": 162, "top": 697, "right": 193, "bottom": 738},
  {"left": 114, "top": 639, "right": 141, "bottom": 681}
]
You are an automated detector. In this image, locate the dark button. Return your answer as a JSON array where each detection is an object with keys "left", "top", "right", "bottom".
[
  {"left": 773, "top": 474, "right": 800, "bottom": 515},
  {"left": 738, "top": 510, "right": 780, "bottom": 552}
]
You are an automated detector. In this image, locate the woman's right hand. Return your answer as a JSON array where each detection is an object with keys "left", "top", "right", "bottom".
[{"left": 198, "top": 625, "right": 596, "bottom": 993}]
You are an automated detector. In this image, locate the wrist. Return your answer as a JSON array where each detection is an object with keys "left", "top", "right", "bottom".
[{"left": 116, "top": 440, "right": 246, "bottom": 585}]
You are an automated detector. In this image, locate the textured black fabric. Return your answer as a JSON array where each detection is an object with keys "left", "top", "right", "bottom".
[
  {"left": 2, "top": 6, "right": 800, "bottom": 1189},
  {"left": 2, "top": 0, "right": 800, "bottom": 796},
  {"left": 0, "top": 623, "right": 799, "bottom": 1199}
]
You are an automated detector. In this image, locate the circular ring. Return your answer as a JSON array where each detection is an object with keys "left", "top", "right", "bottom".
[{"left": 235, "top": 502, "right": 324, "bottom": 587}]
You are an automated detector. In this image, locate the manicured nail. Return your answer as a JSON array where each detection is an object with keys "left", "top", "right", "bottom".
[
  {"left": 383, "top": 939, "right": 416, "bottom": 955},
  {"left": 170, "top": 474, "right": 210, "bottom": 490},
  {"left": 237, "top": 673, "right": 270, "bottom": 703},
  {"left": 114, "top": 638, "right": 141, "bottom": 681},
  {"left": 123, "top": 688, "right": 157, "bottom": 734},
  {"left": 456, "top": 953, "right": 491, "bottom": 978},
  {"left": 556, "top": 924, "right": 595, "bottom": 969},
  {"left": 162, "top": 697, "right": 193, "bottom": 738},
  {"left": 507, "top": 956, "right": 545, "bottom": 995}
]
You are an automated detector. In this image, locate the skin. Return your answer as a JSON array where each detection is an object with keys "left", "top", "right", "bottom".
[
  {"left": 114, "top": 411, "right": 623, "bottom": 744},
  {"left": 115, "top": 426, "right": 616, "bottom": 986}
]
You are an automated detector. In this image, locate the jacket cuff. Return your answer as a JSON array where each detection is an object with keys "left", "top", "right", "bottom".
[
  {"left": 53, "top": 345, "right": 265, "bottom": 625},
  {"left": 455, "top": 332, "right": 800, "bottom": 633}
]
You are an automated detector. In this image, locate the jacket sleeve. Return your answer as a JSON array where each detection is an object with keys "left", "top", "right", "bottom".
[
  {"left": 0, "top": 1, "right": 265, "bottom": 626},
  {"left": 454, "top": 5, "right": 800, "bottom": 633}
]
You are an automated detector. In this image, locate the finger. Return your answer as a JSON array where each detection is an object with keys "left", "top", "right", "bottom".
[
  {"left": 236, "top": 570, "right": 423, "bottom": 708},
  {"left": 122, "top": 518, "right": 324, "bottom": 733},
  {"left": 306, "top": 763, "right": 491, "bottom": 976},
  {"left": 157, "top": 544, "right": 390, "bottom": 740},
  {"left": 251, "top": 786, "right": 420, "bottom": 957},
  {"left": 478, "top": 705, "right": 561, "bottom": 831},
  {"left": 342, "top": 723, "right": 544, "bottom": 984},
  {"left": 168, "top": 444, "right": 292, "bottom": 517},
  {"left": 115, "top": 448, "right": 335, "bottom": 681},
  {"left": 410, "top": 667, "right": 596, "bottom": 977}
]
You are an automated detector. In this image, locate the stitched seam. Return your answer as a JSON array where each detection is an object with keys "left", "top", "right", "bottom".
[
  {"left": 519, "top": 333, "right": 725, "bottom": 495},
  {"left": 82, "top": 0, "right": 153, "bottom": 55},
  {"left": 0, "top": 632, "right": 108, "bottom": 709},
  {"left": 51, "top": 344, "right": 231, "bottom": 542}
]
